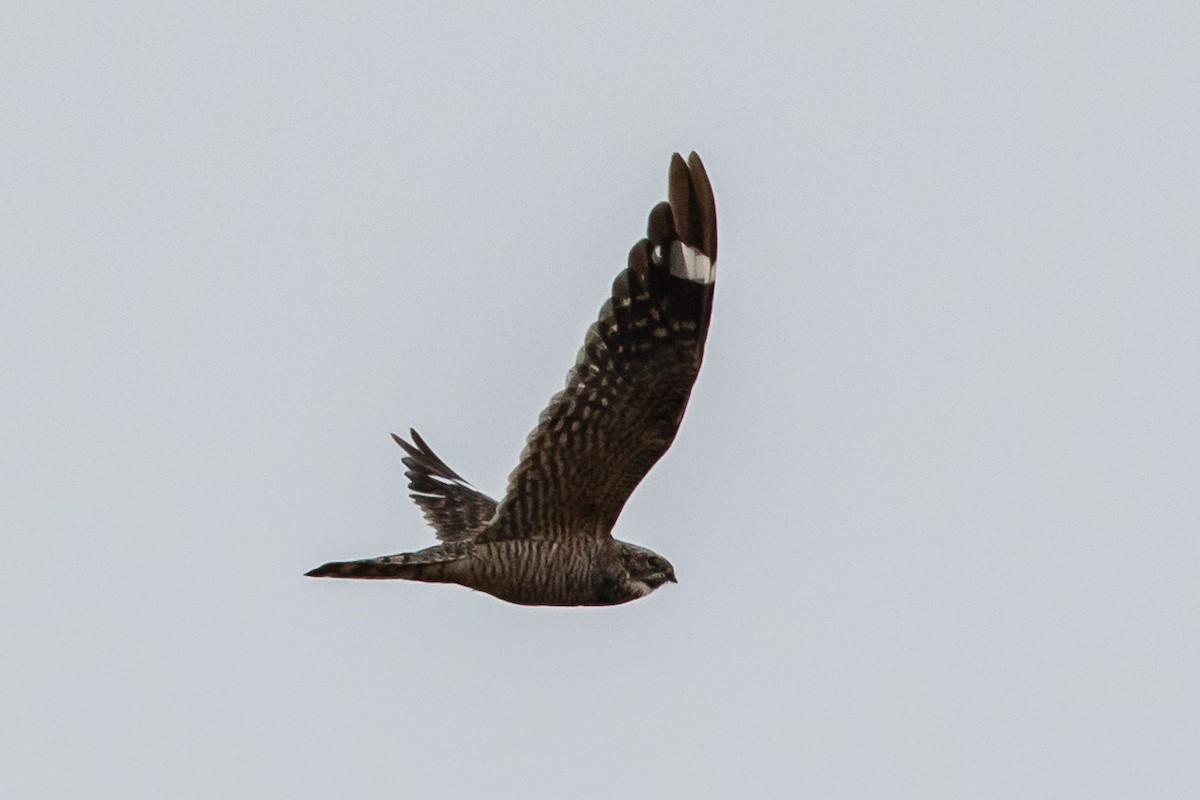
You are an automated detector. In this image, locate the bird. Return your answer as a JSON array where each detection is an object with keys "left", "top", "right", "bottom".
[{"left": 306, "top": 152, "right": 718, "bottom": 606}]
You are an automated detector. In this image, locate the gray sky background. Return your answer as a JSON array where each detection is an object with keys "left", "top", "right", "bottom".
[{"left": 3, "top": 4, "right": 1198, "bottom": 798}]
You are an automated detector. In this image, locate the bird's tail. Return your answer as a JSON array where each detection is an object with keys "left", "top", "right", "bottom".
[
  {"left": 304, "top": 543, "right": 467, "bottom": 581},
  {"left": 305, "top": 558, "right": 420, "bottom": 580}
]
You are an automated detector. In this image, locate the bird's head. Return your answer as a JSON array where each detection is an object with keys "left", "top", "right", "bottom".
[{"left": 618, "top": 542, "right": 678, "bottom": 595}]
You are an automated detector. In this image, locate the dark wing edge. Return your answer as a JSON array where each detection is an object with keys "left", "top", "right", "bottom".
[
  {"left": 392, "top": 429, "right": 498, "bottom": 542},
  {"left": 481, "top": 152, "right": 718, "bottom": 542}
]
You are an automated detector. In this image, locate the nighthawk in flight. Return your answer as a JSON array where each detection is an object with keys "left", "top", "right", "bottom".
[{"left": 307, "top": 152, "right": 717, "bottom": 605}]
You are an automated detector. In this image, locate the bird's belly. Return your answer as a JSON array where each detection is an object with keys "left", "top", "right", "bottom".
[{"left": 456, "top": 539, "right": 615, "bottom": 606}]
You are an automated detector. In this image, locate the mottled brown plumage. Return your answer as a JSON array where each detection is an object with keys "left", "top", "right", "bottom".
[
  {"left": 392, "top": 429, "right": 496, "bottom": 542},
  {"left": 306, "top": 152, "right": 718, "bottom": 605}
]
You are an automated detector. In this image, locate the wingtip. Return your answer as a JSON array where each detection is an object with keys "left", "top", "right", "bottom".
[
  {"left": 667, "top": 151, "right": 717, "bottom": 263},
  {"left": 391, "top": 430, "right": 423, "bottom": 460},
  {"left": 409, "top": 428, "right": 431, "bottom": 451}
]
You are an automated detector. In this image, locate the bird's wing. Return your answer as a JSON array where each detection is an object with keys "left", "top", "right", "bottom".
[
  {"left": 481, "top": 152, "right": 717, "bottom": 542},
  {"left": 392, "top": 429, "right": 498, "bottom": 542}
]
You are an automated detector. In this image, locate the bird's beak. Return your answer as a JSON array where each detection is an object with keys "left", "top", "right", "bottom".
[{"left": 668, "top": 572, "right": 678, "bottom": 584}]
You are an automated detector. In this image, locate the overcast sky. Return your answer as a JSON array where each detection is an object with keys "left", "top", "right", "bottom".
[{"left": 3, "top": 3, "right": 1199, "bottom": 798}]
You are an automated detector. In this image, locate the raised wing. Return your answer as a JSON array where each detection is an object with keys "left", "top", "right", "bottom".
[
  {"left": 392, "top": 429, "right": 498, "bottom": 542},
  {"left": 482, "top": 152, "right": 717, "bottom": 542}
]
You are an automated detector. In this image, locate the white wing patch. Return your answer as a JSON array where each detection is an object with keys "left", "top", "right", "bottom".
[
  {"left": 669, "top": 241, "right": 715, "bottom": 284},
  {"left": 424, "top": 472, "right": 480, "bottom": 492}
]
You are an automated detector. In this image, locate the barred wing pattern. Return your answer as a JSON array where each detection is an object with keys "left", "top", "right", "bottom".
[
  {"left": 392, "top": 429, "right": 497, "bottom": 542},
  {"left": 483, "top": 152, "right": 717, "bottom": 542}
]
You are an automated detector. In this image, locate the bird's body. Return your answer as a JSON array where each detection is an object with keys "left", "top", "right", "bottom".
[
  {"left": 322, "top": 537, "right": 657, "bottom": 606},
  {"left": 307, "top": 152, "right": 718, "bottom": 606}
]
